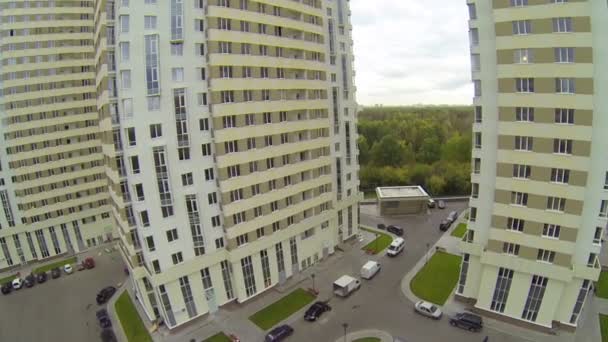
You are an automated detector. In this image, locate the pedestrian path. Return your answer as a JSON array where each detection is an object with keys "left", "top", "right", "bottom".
[{"left": 333, "top": 329, "right": 394, "bottom": 342}]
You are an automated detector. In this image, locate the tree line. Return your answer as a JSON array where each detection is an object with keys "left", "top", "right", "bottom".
[{"left": 357, "top": 106, "right": 473, "bottom": 197}]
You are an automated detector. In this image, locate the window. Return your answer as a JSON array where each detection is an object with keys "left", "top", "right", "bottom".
[
  {"left": 474, "top": 158, "right": 481, "bottom": 174},
  {"left": 248, "top": 160, "right": 257, "bottom": 172},
  {"left": 256, "top": 228, "right": 265, "bottom": 238},
  {"left": 555, "top": 47, "right": 574, "bottom": 63},
  {"left": 555, "top": 108, "right": 574, "bottom": 124},
  {"left": 473, "top": 80, "right": 481, "bottom": 96},
  {"left": 503, "top": 242, "right": 520, "bottom": 256},
  {"left": 251, "top": 184, "right": 260, "bottom": 196},
  {"left": 510, "top": 0, "right": 528, "bottom": 6},
  {"left": 516, "top": 78, "right": 534, "bottom": 93},
  {"left": 553, "top": 139, "right": 572, "bottom": 154},
  {"left": 215, "top": 238, "right": 225, "bottom": 249},
  {"left": 178, "top": 148, "right": 190, "bottom": 160},
  {"left": 201, "top": 143, "right": 211, "bottom": 156},
  {"left": 144, "top": 16, "right": 157, "bottom": 29},
  {"left": 195, "top": 19, "right": 204, "bottom": 32},
  {"left": 126, "top": 127, "right": 136, "bottom": 146},
  {"left": 547, "top": 197, "right": 566, "bottom": 212},
  {"left": 208, "top": 192, "right": 217, "bottom": 204},
  {"left": 521, "top": 275, "right": 548, "bottom": 322},
  {"left": 604, "top": 172, "right": 608, "bottom": 190},
  {"left": 172, "top": 68, "right": 184, "bottom": 82},
  {"left": 181, "top": 173, "right": 193, "bottom": 186},
  {"left": 507, "top": 217, "right": 524, "bottom": 232},
  {"left": 147, "top": 96, "right": 160, "bottom": 111},
  {"left": 225, "top": 141, "right": 238, "bottom": 153},
  {"left": 228, "top": 165, "right": 240, "bottom": 178},
  {"left": 230, "top": 189, "right": 243, "bottom": 202},
  {"left": 166, "top": 228, "right": 178, "bottom": 242},
  {"left": 600, "top": 200, "right": 608, "bottom": 218},
  {"left": 204, "top": 168, "right": 214, "bottom": 180},
  {"left": 236, "top": 234, "right": 248, "bottom": 246},
  {"left": 140, "top": 210, "right": 150, "bottom": 227},
  {"left": 197, "top": 43, "right": 205, "bottom": 56},
  {"left": 121, "top": 70, "right": 131, "bottom": 89},
  {"left": 457, "top": 254, "right": 470, "bottom": 294},
  {"left": 553, "top": 17, "right": 572, "bottom": 33},
  {"left": 241, "top": 256, "right": 257, "bottom": 297},
  {"left": 135, "top": 184, "right": 145, "bottom": 201},
  {"left": 512, "top": 164, "right": 531, "bottom": 179},
  {"left": 146, "top": 236, "right": 155, "bottom": 252},
  {"left": 245, "top": 114, "right": 255, "bottom": 126},
  {"left": 474, "top": 132, "right": 482, "bottom": 148},
  {"left": 537, "top": 249, "right": 556, "bottom": 263},
  {"left": 233, "top": 211, "right": 246, "bottom": 225},
  {"left": 120, "top": 42, "right": 130, "bottom": 62},
  {"left": 550, "top": 168, "right": 570, "bottom": 184},
  {"left": 514, "top": 49, "right": 532, "bottom": 64},
  {"left": 542, "top": 224, "right": 561, "bottom": 238},
  {"left": 490, "top": 268, "right": 514, "bottom": 313},
  {"left": 470, "top": 28, "right": 479, "bottom": 46},
  {"left": 130, "top": 156, "right": 140, "bottom": 174},
  {"left": 223, "top": 115, "right": 236, "bottom": 128},
  {"left": 120, "top": 15, "right": 130, "bottom": 33},
  {"left": 171, "top": 252, "right": 183, "bottom": 264},
  {"left": 266, "top": 158, "right": 274, "bottom": 169},
  {"left": 221, "top": 91, "right": 234, "bottom": 103},
  {"left": 149, "top": 124, "right": 162, "bottom": 138},
  {"left": 474, "top": 106, "right": 482, "bottom": 123},
  {"left": 219, "top": 41, "right": 231, "bottom": 54},
  {"left": 264, "top": 135, "right": 273, "bottom": 146},
  {"left": 511, "top": 192, "right": 528, "bottom": 206},
  {"left": 515, "top": 107, "right": 534, "bottom": 121},
  {"left": 514, "top": 136, "right": 533, "bottom": 151},
  {"left": 198, "top": 93, "right": 207, "bottom": 106},
  {"left": 152, "top": 260, "right": 161, "bottom": 273},
  {"left": 171, "top": 43, "right": 183, "bottom": 56},
  {"left": 512, "top": 20, "right": 531, "bottom": 35},
  {"left": 570, "top": 280, "right": 591, "bottom": 324},
  {"left": 556, "top": 78, "right": 575, "bottom": 93},
  {"left": 468, "top": 3, "right": 477, "bottom": 19},
  {"left": 199, "top": 118, "right": 209, "bottom": 131},
  {"left": 593, "top": 227, "right": 602, "bottom": 244}
]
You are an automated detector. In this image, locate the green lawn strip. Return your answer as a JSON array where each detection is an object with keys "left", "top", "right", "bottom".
[
  {"left": 353, "top": 338, "right": 381, "bottom": 342},
  {"left": 360, "top": 227, "right": 393, "bottom": 254},
  {"left": 0, "top": 274, "right": 17, "bottom": 285},
  {"left": 451, "top": 223, "right": 468, "bottom": 238},
  {"left": 114, "top": 292, "right": 153, "bottom": 342},
  {"left": 249, "top": 288, "right": 315, "bottom": 330},
  {"left": 600, "top": 314, "right": 608, "bottom": 342},
  {"left": 410, "top": 251, "right": 462, "bottom": 305},
  {"left": 203, "top": 332, "right": 232, "bottom": 342},
  {"left": 33, "top": 256, "right": 78, "bottom": 274},
  {"left": 596, "top": 271, "right": 608, "bottom": 299}
]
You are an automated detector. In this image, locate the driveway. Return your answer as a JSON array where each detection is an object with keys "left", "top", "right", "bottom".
[{"left": 0, "top": 246, "right": 126, "bottom": 342}]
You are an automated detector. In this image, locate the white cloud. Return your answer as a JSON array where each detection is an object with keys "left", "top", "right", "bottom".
[{"left": 350, "top": 0, "right": 473, "bottom": 105}]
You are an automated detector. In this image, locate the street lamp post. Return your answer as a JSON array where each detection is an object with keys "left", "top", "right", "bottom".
[
  {"left": 342, "top": 323, "right": 349, "bottom": 342},
  {"left": 311, "top": 273, "right": 316, "bottom": 293}
]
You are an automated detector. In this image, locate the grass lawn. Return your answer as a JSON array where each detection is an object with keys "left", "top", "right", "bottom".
[
  {"left": 410, "top": 251, "right": 462, "bottom": 305},
  {"left": 203, "top": 332, "right": 232, "bottom": 342},
  {"left": 596, "top": 271, "right": 608, "bottom": 299},
  {"left": 354, "top": 338, "right": 381, "bottom": 342},
  {"left": 115, "top": 292, "right": 153, "bottom": 342},
  {"left": 33, "top": 256, "right": 77, "bottom": 274},
  {"left": 249, "top": 288, "right": 315, "bottom": 330},
  {"left": 600, "top": 314, "right": 608, "bottom": 342},
  {"left": 0, "top": 274, "right": 17, "bottom": 285},
  {"left": 361, "top": 227, "right": 393, "bottom": 254},
  {"left": 451, "top": 223, "right": 467, "bottom": 238}
]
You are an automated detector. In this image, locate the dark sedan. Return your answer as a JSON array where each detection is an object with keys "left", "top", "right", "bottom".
[
  {"left": 304, "top": 301, "right": 331, "bottom": 321},
  {"left": 1, "top": 282, "right": 12, "bottom": 295},
  {"left": 96, "top": 309, "right": 112, "bottom": 328},
  {"left": 387, "top": 225, "right": 404, "bottom": 236},
  {"left": 51, "top": 267, "right": 61, "bottom": 279},
  {"left": 96, "top": 286, "right": 117, "bottom": 305},
  {"left": 265, "top": 325, "right": 294, "bottom": 342},
  {"left": 36, "top": 272, "right": 48, "bottom": 284},
  {"left": 24, "top": 274, "right": 36, "bottom": 288}
]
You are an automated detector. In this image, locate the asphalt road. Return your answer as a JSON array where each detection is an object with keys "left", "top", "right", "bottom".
[{"left": 0, "top": 246, "right": 126, "bottom": 342}]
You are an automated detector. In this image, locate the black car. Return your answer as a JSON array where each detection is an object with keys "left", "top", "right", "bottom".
[
  {"left": 387, "top": 225, "right": 404, "bottom": 236},
  {"left": 449, "top": 312, "right": 483, "bottom": 332},
  {"left": 100, "top": 329, "right": 118, "bottom": 342},
  {"left": 1, "top": 282, "right": 12, "bottom": 295},
  {"left": 36, "top": 272, "right": 48, "bottom": 284},
  {"left": 51, "top": 267, "right": 61, "bottom": 279},
  {"left": 376, "top": 223, "right": 386, "bottom": 230},
  {"left": 96, "top": 286, "right": 117, "bottom": 305},
  {"left": 265, "top": 325, "right": 294, "bottom": 342},
  {"left": 437, "top": 200, "right": 446, "bottom": 209},
  {"left": 304, "top": 301, "right": 331, "bottom": 321},
  {"left": 24, "top": 274, "right": 36, "bottom": 288},
  {"left": 439, "top": 219, "right": 451, "bottom": 231},
  {"left": 96, "top": 309, "right": 112, "bottom": 328}
]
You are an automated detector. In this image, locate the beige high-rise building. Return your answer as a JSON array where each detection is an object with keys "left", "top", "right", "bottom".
[
  {"left": 458, "top": 0, "right": 606, "bottom": 331},
  {"left": 1, "top": 0, "right": 360, "bottom": 329}
]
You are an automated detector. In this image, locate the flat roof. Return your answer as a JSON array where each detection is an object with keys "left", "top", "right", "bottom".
[{"left": 376, "top": 186, "right": 430, "bottom": 199}]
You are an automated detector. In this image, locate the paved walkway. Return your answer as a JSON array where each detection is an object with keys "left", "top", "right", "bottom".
[{"left": 334, "top": 329, "right": 393, "bottom": 342}]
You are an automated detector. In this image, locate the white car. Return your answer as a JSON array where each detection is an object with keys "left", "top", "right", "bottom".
[
  {"left": 12, "top": 278, "right": 23, "bottom": 290},
  {"left": 414, "top": 300, "right": 442, "bottom": 319},
  {"left": 64, "top": 264, "right": 74, "bottom": 274}
]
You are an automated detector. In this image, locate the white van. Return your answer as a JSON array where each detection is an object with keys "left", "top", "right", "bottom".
[
  {"left": 360, "top": 261, "right": 381, "bottom": 280},
  {"left": 386, "top": 238, "right": 405, "bottom": 257}
]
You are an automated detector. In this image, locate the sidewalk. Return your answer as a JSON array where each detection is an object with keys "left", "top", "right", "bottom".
[{"left": 334, "top": 329, "right": 394, "bottom": 342}]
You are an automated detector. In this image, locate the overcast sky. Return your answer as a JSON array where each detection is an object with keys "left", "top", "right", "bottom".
[{"left": 350, "top": 0, "right": 473, "bottom": 106}]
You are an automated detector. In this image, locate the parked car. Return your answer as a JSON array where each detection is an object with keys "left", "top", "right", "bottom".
[
  {"left": 376, "top": 223, "right": 386, "bottom": 230},
  {"left": 360, "top": 260, "right": 381, "bottom": 279},
  {"left": 1, "top": 282, "right": 12, "bottom": 295},
  {"left": 24, "top": 274, "right": 36, "bottom": 288},
  {"left": 96, "top": 309, "right": 112, "bottom": 328},
  {"left": 51, "top": 267, "right": 61, "bottom": 279},
  {"left": 100, "top": 329, "right": 118, "bottom": 342},
  {"left": 439, "top": 219, "right": 452, "bottom": 232},
  {"left": 447, "top": 211, "right": 459, "bottom": 222},
  {"left": 333, "top": 275, "right": 361, "bottom": 297},
  {"left": 64, "top": 264, "right": 74, "bottom": 274},
  {"left": 36, "top": 272, "right": 48, "bottom": 284},
  {"left": 437, "top": 200, "right": 446, "bottom": 209},
  {"left": 387, "top": 225, "right": 404, "bottom": 236},
  {"left": 304, "top": 301, "right": 331, "bottom": 321},
  {"left": 96, "top": 286, "right": 117, "bottom": 305},
  {"left": 449, "top": 312, "right": 483, "bottom": 332},
  {"left": 83, "top": 257, "right": 95, "bottom": 269},
  {"left": 427, "top": 199, "right": 436, "bottom": 208},
  {"left": 265, "top": 324, "right": 294, "bottom": 342},
  {"left": 414, "top": 300, "right": 442, "bottom": 320},
  {"left": 386, "top": 238, "right": 405, "bottom": 257},
  {"left": 12, "top": 278, "right": 23, "bottom": 290}
]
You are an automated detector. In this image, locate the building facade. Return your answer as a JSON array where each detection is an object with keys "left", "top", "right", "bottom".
[{"left": 459, "top": 0, "right": 606, "bottom": 330}]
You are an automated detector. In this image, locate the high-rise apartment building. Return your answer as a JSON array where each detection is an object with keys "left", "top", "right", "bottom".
[
  {"left": 0, "top": 0, "right": 359, "bottom": 328},
  {"left": 459, "top": 0, "right": 606, "bottom": 331}
]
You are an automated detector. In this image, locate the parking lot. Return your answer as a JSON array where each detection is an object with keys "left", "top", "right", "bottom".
[{"left": 0, "top": 246, "right": 126, "bottom": 342}]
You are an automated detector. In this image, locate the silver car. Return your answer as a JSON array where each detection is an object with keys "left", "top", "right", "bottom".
[{"left": 414, "top": 300, "right": 442, "bottom": 319}]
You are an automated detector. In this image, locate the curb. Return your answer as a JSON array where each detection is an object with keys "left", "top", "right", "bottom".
[{"left": 334, "top": 329, "right": 394, "bottom": 342}]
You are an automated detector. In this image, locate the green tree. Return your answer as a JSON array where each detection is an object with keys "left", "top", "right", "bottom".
[
  {"left": 357, "top": 136, "right": 371, "bottom": 165},
  {"left": 441, "top": 134, "right": 472, "bottom": 163},
  {"left": 370, "top": 135, "right": 409, "bottom": 167},
  {"left": 417, "top": 136, "right": 442, "bottom": 164},
  {"left": 427, "top": 175, "right": 446, "bottom": 196}
]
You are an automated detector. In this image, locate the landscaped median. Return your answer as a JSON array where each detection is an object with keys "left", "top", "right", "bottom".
[
  {"left": 410, "top": 251, "right": 462, "bottom": 305},
  {"left": 600, "top": 314, "right": 608, "bottom": 342},
  {"left": 450, "top": 223, "right": 467, "bottom": 238},
  {"left": 596, "top": 271, "right": 608, "bottom": 299},
  {"left": 360, "top": 227, "right": 393, "bottom": 254},
  {"left": 33, "top": 256, "right": 77, "bottom": 274},
  {"left": 249, "top": 288, "right": 316, "bottom": 330},
  {"left": 115, "top": 292, "right": 153, "bottom": 342},
  {"left": 0, "top": 274, "right": 17, "bottom": 285},
  {"left": 203, "top": 332, "right": 232, "bottom": 342},
  {"left": 354, "top": 338, "right": 381, "bottom": 342}
]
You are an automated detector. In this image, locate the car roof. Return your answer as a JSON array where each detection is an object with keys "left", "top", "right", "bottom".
[
  {"left": 391, "top": 237, "right": 405, "bottom": 245},
  {"left": 418, "top": 301, "right": 434, "bottom": 309},
  {"left": 459, "top": 312, "right": 481, "bottom": 322}
]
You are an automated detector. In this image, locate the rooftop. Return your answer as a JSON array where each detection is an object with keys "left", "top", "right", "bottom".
[{"left": 376, "top": 186, "right": 430, "bottom": 199}]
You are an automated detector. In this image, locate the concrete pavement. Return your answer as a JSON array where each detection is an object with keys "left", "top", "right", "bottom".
[{"left": 334, "top": 329, "right": 394, "bottom": 342}]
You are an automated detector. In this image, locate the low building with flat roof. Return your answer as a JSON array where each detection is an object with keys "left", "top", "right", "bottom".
[{"left": 376, "top": 186, "right": 430, "bottom": 215}]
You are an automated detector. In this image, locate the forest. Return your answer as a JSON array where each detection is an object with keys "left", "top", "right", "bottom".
[{"left": 357, "top": 105, "right": 473, "bottom": 197}]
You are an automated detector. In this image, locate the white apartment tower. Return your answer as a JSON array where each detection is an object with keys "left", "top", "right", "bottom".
[{"left": 459, "top": 0, "right": 606, "bottom": 331}]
